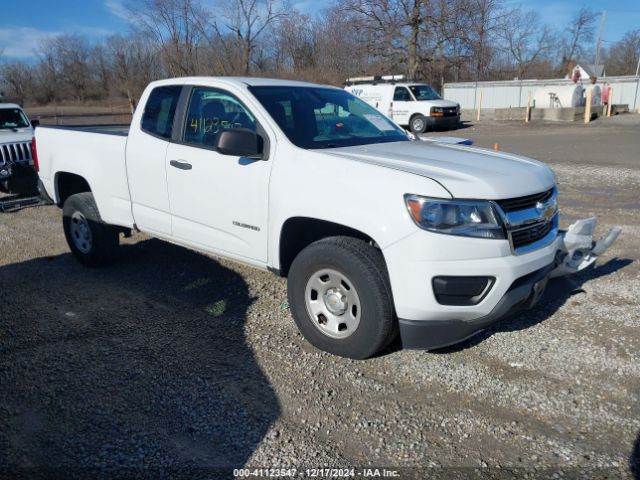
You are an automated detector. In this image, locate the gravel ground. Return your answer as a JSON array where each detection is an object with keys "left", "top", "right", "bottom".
[{"left": 1, "top": 115, "right": 639, "bottom": 479}]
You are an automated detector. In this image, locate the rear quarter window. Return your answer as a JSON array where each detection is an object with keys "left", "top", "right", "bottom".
[{"left": 141, "top": 86, "right": 182, "bottom": 139}]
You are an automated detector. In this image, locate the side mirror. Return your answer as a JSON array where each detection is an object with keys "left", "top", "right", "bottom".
[
  {"left": 30, "top": 119, "right": 40, "bottom": 128},
  {"left": 215, "top": 128, "right": 263, "bottom": 159}
]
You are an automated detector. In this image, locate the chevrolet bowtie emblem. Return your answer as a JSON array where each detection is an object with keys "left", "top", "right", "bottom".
[{"left": 536, "top": 200, "right": 556, "bottom": 221}]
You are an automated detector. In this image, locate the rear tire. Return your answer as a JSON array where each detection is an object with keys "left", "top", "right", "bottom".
[
  {"left": 287, "top": 236, "right": 397, "bottom": 359},
  {"left": 63, "top": 192, "right": 119, "bottom": 267},
  {"left": 410, "top": 114, "right": 428, "bottom": 134}
]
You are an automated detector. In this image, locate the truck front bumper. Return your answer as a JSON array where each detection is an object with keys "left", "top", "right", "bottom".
[
  {"left": 384, "top": 217, "right": 621, "bottom": 350},
  {"left": 426, "top": 115, "right": 460, "bottom": 129},
  {"left": 398, "top": 264, "right": 552, "bottom": 349}
]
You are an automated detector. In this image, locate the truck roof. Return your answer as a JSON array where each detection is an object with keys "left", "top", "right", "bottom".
[
  {"left": 347, "top": 82, "right": 431, "bottom": 88},
  {"left": 0, "top": 103, "right": 23, "bottom": 109},
  {"left": 150, "top": 76, "right": 338, "bottom": 90}
]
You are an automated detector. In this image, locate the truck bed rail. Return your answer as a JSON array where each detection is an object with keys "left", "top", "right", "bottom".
[{"left": 37, "top": 124, "right": 130, "bottom": 137}]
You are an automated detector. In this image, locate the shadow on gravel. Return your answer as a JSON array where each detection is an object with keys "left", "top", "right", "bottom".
[
  {"left": 433, "top": 257, "right": 633, "bottom": 353},
  {"left": 632, "top": 431, "right": 640, "bottom": 479},
  {"left": 0, "top": 239, "right": 279, "bottom": 476}
]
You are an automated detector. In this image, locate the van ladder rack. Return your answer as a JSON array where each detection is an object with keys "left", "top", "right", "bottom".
[{"left": 345, "top": 74, "right": 407, "bottom": 86}]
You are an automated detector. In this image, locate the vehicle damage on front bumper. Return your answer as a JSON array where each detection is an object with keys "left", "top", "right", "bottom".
[
  {"left": 398, "top": 217, "right": 622, "bottom": 350},
  {"left": 551, "top": 217, "right": 622, "bottom": 278},
  {"left": 0, "top": 141, "right": 39, "bottom": 195}
]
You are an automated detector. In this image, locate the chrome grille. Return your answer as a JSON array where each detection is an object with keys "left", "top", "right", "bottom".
[
  {"left": 510, "top": 219, "right": 554, "bottom": 250},
  {"left": 495, "top": 188, "right": 558, "bottom": 255},
  {"left": 0, "top": 141, "right": 33, "bottom": 166},
  {"left": 497, "top": 188, "right": 554, "bottom": 213},
  {"left": 442, "top": 107, "right": 458, "bottom": 117}
]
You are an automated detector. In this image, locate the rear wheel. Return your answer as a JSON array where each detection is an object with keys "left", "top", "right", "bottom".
[
  {"left": 287, "top": 236, "right": 397, "bottom": 359},
  {"left": 410, "top": 114, "right": 428, "bottom": 134},
  {"left": 63, "top": 192, "right": 119, "bottom": 267}
]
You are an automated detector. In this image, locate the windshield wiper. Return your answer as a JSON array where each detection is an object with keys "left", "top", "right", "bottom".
[{"left": 315, "top": 143, "right": 340, "bottom": 149}]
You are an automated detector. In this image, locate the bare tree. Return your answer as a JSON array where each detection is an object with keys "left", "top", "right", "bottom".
[
  {"left": 127, "top": 0, "right": 209, "bottom": 76},
  {"left": 33, "top": 40, "right": 61, "bottom": 103},
  {"left": 107, "top": 34, "right": 162, "bottom": 100},
  {"left": 458, "top": 0, "right": 505, "bottom": 80},
  {"left": 216, "top": 0, "right": 287, "bottom": 75},
  {"left": 604, "top": 29, "right": 640, "bottom": 76},
  {"left": 0, "top": 62, "right": 35, "bottom": 101},
  {"left": 45, "top": 35, "right": 94, "bottom": 102},
  {"left": 91, "top": 44, "right": 112, "bottom": 97},
  {"left": 341, "top": 0, "right": 419, "bottom": 77},
  {"left": 311, "top": 6, "right": 376, "bottom": 83},
  {"left": 3, "top": 1, "right": 629, "bottom": 105},
  {"left": 498, "top": 8, "right": 555, "bottom": 79},
  {"left": 272, "top": 12, "right": 316, "bottom": 72},
  {"left": 561, "top": 7, "right": 598, "bottom": 74}
]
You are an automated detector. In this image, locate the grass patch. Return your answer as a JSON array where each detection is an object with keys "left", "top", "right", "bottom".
[
  {"left": 204, "top": 300, "right": 227, "bottom": 317},
  {"left": 183, "top": 278, "right": 211, "bottom": 291}
]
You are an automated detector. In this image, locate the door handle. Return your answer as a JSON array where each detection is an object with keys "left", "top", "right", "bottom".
[{"left": 170, "top": 159, "right": 192, "bottom": 170}]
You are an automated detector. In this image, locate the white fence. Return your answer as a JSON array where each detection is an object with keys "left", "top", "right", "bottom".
[{"left": 443, "top": 76, "right": 640, "bottom": 111}]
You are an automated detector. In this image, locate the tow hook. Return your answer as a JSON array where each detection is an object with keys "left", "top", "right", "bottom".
[{"left": 550, "top": 217, "right": 622, "bottom": 278}]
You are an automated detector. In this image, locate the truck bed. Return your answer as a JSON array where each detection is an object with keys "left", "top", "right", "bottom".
[{"left": 36, "top": 124, "right": 135, "bottom": 228}]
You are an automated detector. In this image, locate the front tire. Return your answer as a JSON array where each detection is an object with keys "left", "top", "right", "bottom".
[
  {"left": 63, "top": 192, "right": 119, "bottom": 267},
  {"left": 287, "top": 236, "right": 397, "bottom": 359}
]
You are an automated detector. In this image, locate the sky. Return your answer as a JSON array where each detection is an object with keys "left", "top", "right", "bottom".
[{"left": 1, "top": 0, "right": 639, "bottom": 60}]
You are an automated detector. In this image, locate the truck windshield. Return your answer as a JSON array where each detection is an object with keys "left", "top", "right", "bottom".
[
  {"left": 0, "top": 108, "right": 30, "bottom": 129},
  {"left": 408, "top": 85, "right": 441, "bottom": 101},
  {"left": 250, "top": 86, "right": 409, "bottom": 149}
]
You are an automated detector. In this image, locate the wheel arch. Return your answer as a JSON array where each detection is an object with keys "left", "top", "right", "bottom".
[
  {"left": 54, "top": 172, "right": 92, "bottom": 207},
  {"left": 277, "top": 217, "right": 382, "bottom": 277}
]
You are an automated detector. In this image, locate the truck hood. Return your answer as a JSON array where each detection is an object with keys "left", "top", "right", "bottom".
[
  {"left": 322, "top": 141, "right": 555, "bottom": 199},
  {"left": 0, "top": 128, "right": 33, "bottom": 144},
  {"left": 420, "top": 99, "right": 458, "bottom": 108}
]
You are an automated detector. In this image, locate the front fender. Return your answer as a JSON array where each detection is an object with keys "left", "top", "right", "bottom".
[{"left": 268, "top": 145, "right": 451, "bottom": 269}]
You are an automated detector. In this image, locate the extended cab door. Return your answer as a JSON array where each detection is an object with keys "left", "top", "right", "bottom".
[
  {"left": 164, "top": 86, "right": 271, "bottom": 262},
  {"left": 391, "top": 87, "right": 413, "bottom": 125},
  {"left": 126, "top": 85, "right": 183, "bottom": 235}
]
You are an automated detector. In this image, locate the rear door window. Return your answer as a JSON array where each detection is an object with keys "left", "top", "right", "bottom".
[
  {"left": 141, "top": 85, "right": 182, "bottom": 139},
  {"left": 182, "top": 87, "right": 256, "bottom": 148}
]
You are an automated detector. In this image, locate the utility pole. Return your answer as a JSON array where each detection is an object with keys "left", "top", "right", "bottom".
[{"left": 594, "top": 10, "right": 607, "bottom": 67}]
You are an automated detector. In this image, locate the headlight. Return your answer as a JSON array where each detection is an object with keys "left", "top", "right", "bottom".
[
  {"left": 405, "top": 195, "right": 505, "bottom": 239},
  {"left": 431, "top": 107, "right": 443, "bottom": 114}
]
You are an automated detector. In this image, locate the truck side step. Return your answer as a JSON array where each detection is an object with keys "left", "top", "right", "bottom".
[{"left": 0, "top": 194, "right": 49, "bottom": 213}]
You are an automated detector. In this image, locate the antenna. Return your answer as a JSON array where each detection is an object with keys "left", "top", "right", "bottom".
[{"left": 594, "top": 10, "right": 607, "bottom": 67}]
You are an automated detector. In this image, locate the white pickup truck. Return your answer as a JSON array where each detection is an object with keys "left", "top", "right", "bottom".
[{"left": 35, "top": 77, "right": 620, "bottom": 359}]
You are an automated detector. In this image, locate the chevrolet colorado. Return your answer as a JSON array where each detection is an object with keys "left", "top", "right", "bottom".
[{"left": 35, "top": 77, "right": 620, "bottom": 359}]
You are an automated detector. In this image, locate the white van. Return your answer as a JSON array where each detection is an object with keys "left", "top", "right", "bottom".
[{"left": 345, "top": 75, "right": 460, "bottom": 134}]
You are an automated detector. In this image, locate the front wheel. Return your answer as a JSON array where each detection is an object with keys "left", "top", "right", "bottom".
[
  {"left": 63, "top": 192, "right": 119, "bottom": 267},
  {"left": 410, "top": 114, "right": 428, "bottom": 134},
  {"left": 287, "top": 236, "right": 397, "bottom": 359}
]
